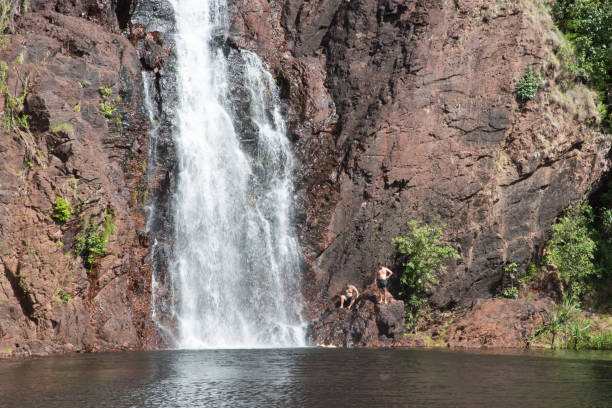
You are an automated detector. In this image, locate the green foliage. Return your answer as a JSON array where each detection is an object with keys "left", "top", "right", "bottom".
[
  {"left": 545, "top": 204, "right": 596, "bottom": 301},
  {"left": 53, "top": 289, "right": 71, "bottom": 305},
  {"left": 52, "top": 197, "right": 72, "bottom": 223},
  {"left": 0, "top": 61, "right": 30, "bottom": 132},
  {"left": 98, "top": 86, "right": 112, "bottom": 99},
  {"left": 50, "top": 122, "right": 74, "bottom": 133},
  {"left": 75, "top": 212, "right": 115, "bottom": 268},
  {"left": 0, "top": 1, "right": 14, "bottom": 41},
  {"left": 534, "top": 297, "right": 578, "bottom": 348},
  {"left": 515, "top": 69, "right": 542, "bottom": 102},
  {"left": 100, "top": 101, "right": 117, "bottom": 118},
  {"left": 393, "top": 219, "right": 460, "bottom": 329},
  {"left": 98, "top": 86, "right": 121, "bottom": 124},
  {"left": 535, "top": 297, "right": 612, "bottom": 350},
  {"left": 502, "top": 263, "right": 519, "bottom": 298},
  {"left": 552, "top": 0, "right": 612, "bottom": 128},
  {"left": 583, "top": 330, "right": 612, "bottom": 350},
  {"left": 520, "top": 263, "right": 540, "bottom": 286},
  {"left": 503, "top": 287, "right": 519, "bottom": 299}
]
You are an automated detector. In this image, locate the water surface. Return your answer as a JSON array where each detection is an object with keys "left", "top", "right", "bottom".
[{"left": 1, "top": 348, "right": 611, "bottom": 407}]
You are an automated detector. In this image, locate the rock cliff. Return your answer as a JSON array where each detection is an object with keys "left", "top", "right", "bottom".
[
  {"left": 1, "top": 0, "right": 609, "bottom": 354},
  {"left": 0, "top": 0, "right": 156, "bottom": 356},
  {"left": 231, "top": 0, "right": 609, "bottom": 316}
]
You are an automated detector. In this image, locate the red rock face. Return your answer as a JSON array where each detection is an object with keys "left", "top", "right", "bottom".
[
  {"left": 1, "top": 0, "right": 608, "bottom": 355},
  {"left": 446, "top": 298, "right": 554, "bottom": 348},
  {"left": 0, "top": 5, "right": 155, "bottom": 356},
  {"left": 232, "top": 0, "right": 610, "bottom": 317}
]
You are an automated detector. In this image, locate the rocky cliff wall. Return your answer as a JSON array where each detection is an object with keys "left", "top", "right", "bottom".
[
  {"left": 230, "top": 0, "right": 610, "bottom": 316},
  {"left": 0, "top": 0, "right": 156, "bottom": 356},
  {"left": 1, "top": 0, "right": 609, "bottom": 355}
]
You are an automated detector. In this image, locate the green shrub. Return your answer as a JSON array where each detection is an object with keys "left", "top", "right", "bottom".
[
  {"left": 535, "top": 296, "right": 612, "bottom": 350},
  {"left": 534, "top": 296, "right": 579, "bottom": 349},
  {"left": 520, "top": 263, "right": 540, "bottom": 286},
  {"left": 98, "top": 86, "right": 112, "bottom": 99},
  {"left": 545, "top": 204, "right": 596, "bottom": 301},
  {"left": 393, "top": 219, "right": 459, "bottom": 329},
  {"left": 0, "top": 0, "right": 15, "bottom": 39},
  {"left": 98, "top": 86, "right": 121, "bottom": 122},
  {"left": 503, "top": 287, "right": 519, "bottom": 299},
  {"left": 75, "top": 212, "right": 115, "bottom": 268},
  {"left": 53, "top": 197, "right": 72, "bottom": 223},
  {"left": 50, "top": 122, "right": 74, "bottom": 133},
  {"left": 53, "top": 289, "right": 72, "bottom": 305},
  {"left": 100, "top": 101, "right": 116, "bottom": 118},
  {"left": 0, "top": 61, "right": 30, "bottom": 132},
  {"left": 502, "top": 263, "right": 519, "bottom": 298},
  {"left": 584, "top": 330, "right": 612, "bottom": 350},
  {"left": 552, "top": 0, "right": 612, "bottom": 128},
  {"left": 516, "top": 69, "right": 542, "bottom": 102}
]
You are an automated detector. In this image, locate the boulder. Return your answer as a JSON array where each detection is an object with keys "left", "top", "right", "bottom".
[{"left": 307, "top": 288, "right": 406, "bottom": 347}]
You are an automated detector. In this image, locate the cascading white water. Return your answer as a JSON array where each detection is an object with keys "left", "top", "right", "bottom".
[{"left": 167, "top": 0, "right": 305, "bottom": 348}]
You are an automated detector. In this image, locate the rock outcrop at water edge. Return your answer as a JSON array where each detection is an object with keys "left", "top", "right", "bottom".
[{"left": 307, "top": 288, "right": 406, "bottom": 347}]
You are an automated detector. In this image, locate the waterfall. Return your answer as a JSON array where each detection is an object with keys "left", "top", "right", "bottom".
[{"left": 162, "top": 0, "right": 304, "bottom": 348}]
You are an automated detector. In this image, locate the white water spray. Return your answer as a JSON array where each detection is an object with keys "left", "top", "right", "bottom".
[{"left": 164, "top": 0, "right": 304, "bottom": 348}]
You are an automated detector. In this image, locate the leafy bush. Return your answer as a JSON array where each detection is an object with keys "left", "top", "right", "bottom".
[
  {"left": 100, "top": 101, "right": 116, "bottom": 118},
  {"left": 520, "top": 263, "right": 540, "bottom": 286},
  {"left": 502, "top": 287, "right": 519, "bottom": 299},
  {"left": 545, "top": 204, "right": 596, "bottom": 301},
  {"left": 534, "top": 297, "right": 578, "bottom": 348},
  {"left": 552, "top": 0, "right": 612, "bottom": 128},
  {"left": 516, "top": 69, "right": 542, "bottom": 102},
  {"left": 98, "top": 86, "right": 120, "bottom": 121},
  {"left": 501, "top": 263, "right": 519, "bottom": 298},
  {"left": 535, "top": 296, "right": 612, "bottom": 350},
  {"left": 393, "top": 220, "right": 459, "bottom": 329},
  {"left": 75, "top": 212, "right": 115, "bottom": 268},
  {"left": 53, "top": 197, "right": 72, "bottom": 223}
]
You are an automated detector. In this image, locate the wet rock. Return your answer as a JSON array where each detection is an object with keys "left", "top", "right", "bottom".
[
  {"left": 307, "top": 288, "right": 406, "bottom": 347},
  {"left": 138, "top": 38, "right": 166, "bottom": 71}
]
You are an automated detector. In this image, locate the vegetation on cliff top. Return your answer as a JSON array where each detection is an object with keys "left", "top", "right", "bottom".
[{"left": 552, "top": 0, "right": 612, "bottom": 129}]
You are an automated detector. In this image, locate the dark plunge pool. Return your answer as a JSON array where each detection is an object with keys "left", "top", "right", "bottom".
[{"left": 1, "top": 348, "right": 611, "bottom": 407}]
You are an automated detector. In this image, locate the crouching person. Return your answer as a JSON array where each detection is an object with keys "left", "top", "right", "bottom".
[{"left": 339, "top": 284, "right": 359, "bottom": 310}]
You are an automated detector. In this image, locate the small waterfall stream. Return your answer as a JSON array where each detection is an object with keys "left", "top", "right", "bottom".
[{"left": 154, "top": 0, "right": 304, "bottom": 348}]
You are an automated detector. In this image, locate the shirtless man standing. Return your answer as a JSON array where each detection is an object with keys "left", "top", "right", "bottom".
[
  {"left": 339, "top": 284, "right": 359, "bottom": 309},
  {"left": 374, "top": 266, "right": 393, "bottom": 304}
]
